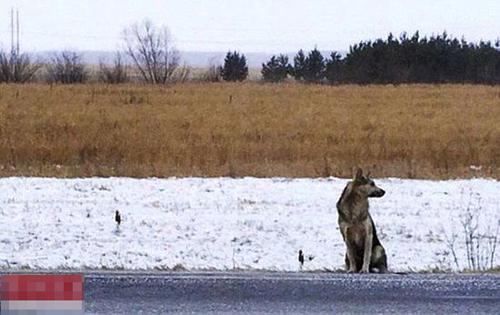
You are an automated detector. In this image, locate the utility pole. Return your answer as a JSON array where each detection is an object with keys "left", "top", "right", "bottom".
[
  {"left": 10, "top": 7, "right": 20, "bottom": 55},
  {"left": 11, "top": 7, "right": 14, "bottom": 55},
  {"left": 16, "top": 9, "right": 20, "bottom": 55}
]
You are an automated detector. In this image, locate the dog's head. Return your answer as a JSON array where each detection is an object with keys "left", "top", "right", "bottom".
[{"left": 353, "top": 168, "right": 385, "bottom": 198}]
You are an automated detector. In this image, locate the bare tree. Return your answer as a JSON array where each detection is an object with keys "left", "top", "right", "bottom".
[
  {"left": 47, "top": 51, "right": 87, "bottom": 84},
  {"left": 0, "top": 51, "right": 40, "bottom": 83},
  {"left": 171, "top": 63, "right": 191, "bottom": 83},
  {"left": 201, "top": 57, "right": 222, "bottom": 82},
  {"left": 99, "top": 52, "right": 129, "bottom": 84},
  {"left": 123, "top": 20, "right": 180, "bottom": 84}
]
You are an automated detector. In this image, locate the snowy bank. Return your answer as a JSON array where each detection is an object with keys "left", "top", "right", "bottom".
[{"left": 0, "top": 177, "right": 499, "bottom": 272}]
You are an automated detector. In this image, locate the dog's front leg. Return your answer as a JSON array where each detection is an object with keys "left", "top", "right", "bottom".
[
  {"left": 346, "top": 246, "right": 357, "bottom": 273},
  {"left": 344, "top": 227, "right": 357, "bottom": 273},
  {"left": 360, "top": 221, "right": 373, "bottom": 273}
]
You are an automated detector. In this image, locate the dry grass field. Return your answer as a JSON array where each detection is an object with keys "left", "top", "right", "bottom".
[{"left": 0, "top": 83, "right": 499, "bottom": 179}]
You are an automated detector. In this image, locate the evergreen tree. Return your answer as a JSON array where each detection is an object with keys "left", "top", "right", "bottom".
[
  {"left": 324, "top": 52, "right": 344, "bottom": 83},
  {"left": 220, "top": 51, "right": 248, "bottom": 82},
  {"left": 304, "top": 47, "right": 325, "bottom": 83},
  {"left": 261, "top": 54, "right": 290, "bottom": 82},
  {"left": 291, "top": 49, "right": 307, "bottom": 82}
]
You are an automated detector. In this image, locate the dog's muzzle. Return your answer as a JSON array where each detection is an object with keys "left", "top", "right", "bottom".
[{"left": 371, "top": 189, "right": 385, "bottom": 197}]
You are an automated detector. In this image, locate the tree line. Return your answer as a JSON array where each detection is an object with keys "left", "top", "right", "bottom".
[
  {"left": 2, "top": 22, "right": 500, "bottom": 85},
  {"left": 259, "top": 31, "right": 500, "bottom": 84}
]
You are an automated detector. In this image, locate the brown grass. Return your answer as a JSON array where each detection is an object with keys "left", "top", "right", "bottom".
[{"left": 0, "top": 83, "right": 499, "bottom": 179}]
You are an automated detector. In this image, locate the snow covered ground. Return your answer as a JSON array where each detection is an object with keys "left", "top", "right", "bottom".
[{"left": 0, "top": 177, "right": 499, "bottom": 272}]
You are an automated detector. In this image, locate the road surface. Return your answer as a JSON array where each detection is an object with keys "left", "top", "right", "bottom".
[{"left": 1, "top": 272, "right": 500, "bottom": 314}]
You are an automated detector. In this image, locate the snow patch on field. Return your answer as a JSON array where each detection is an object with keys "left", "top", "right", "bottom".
[{"left": 0, "top": 177, "right": 499, "bottom": 272}]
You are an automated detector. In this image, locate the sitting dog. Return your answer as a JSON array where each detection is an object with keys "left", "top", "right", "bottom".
[{"left": 336, "top": 168, "right": 388, "bottom": 273}]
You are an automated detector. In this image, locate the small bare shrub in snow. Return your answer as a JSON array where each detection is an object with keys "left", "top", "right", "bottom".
[{"left": 442, "top": 190, "right": 500, "bottom": 271}]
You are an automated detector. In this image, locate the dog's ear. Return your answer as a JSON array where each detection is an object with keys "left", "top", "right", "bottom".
[
  {"left": 355, "top": 168, "right": 363, "bottom": 180},
  {"left": 366, "top": 171, "right": 371, "bottom": 179}
]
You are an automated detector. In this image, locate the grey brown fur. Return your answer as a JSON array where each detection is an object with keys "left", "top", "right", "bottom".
[{"left": 336, "top": 168, "right": 388, "bottom": 273}]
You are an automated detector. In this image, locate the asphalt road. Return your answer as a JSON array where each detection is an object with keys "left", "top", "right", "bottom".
[
  {"left": 2, "top": 272, "right": 500, "bottom": 314},
  {"left": 86, "top": 272, "right": 500, "bottom": 314}
]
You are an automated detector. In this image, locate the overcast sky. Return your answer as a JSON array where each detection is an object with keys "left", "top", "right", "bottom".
[{"left": 1, "top": 0, "right": 499, "bottom": 53}]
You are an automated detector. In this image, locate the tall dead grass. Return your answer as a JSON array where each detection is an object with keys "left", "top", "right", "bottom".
[{"left": 0, "top": 83, "right": 498, "bottom": 179}]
